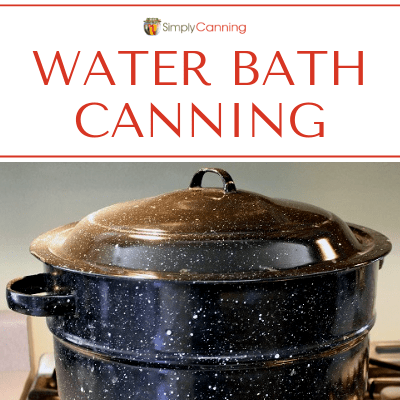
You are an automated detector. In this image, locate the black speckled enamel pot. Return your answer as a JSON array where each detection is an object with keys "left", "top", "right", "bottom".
[{"left": 6, "top": 168, "right": 391, "bottom": 400}]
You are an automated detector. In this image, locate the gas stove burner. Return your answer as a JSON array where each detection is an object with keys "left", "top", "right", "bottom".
[
  {"left": 27, "top": 371, "right": 58, "bottom": 400},
  {"left": 367, "top": 342, "right": 400, "bottom": 399},
  {"left": 27, "top": 354, "right": 58, "bottom": 400}
]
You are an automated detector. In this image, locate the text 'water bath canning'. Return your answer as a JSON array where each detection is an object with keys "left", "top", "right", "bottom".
[{"left": 6, "top": 168, "right": 391, "bottom": 400}]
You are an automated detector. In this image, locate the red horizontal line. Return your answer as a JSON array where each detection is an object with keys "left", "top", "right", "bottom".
[
  {"left": 1, "top": 4, "right": 400, "bottom": 6},
  {"left": 1, "top": 155, "right": 399, "bottom": 158}
]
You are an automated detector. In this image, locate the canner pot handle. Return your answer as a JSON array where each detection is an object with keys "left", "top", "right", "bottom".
[
  {"left": 6, "top": 273, "right": 76, "bottom": 317},
  {"left": 189, "top": 168, "right": 237, "bottom": 193}
]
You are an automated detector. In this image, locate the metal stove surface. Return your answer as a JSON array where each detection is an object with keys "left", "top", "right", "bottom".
[
  {"left": 25, "top": 342, "right": 400, "bottom": 400},
  {"left": 26, "top": 354, "right": 58, "bottom": 400},
  {"left": 368, "top": 342, "right": 400, "bottom": 399}
]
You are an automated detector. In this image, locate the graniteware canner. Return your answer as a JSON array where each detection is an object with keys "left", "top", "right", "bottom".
[{"left": 6, "top": 168, "right": 392, "bottom": 399}]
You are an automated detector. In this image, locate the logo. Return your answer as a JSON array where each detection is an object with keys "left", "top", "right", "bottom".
[{"left": 144, "top": 18, "right": 161, "bottom": 36}]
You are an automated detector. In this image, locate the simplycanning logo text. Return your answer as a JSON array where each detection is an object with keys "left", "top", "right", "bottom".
[
  {"left": 144, "top": 18, "right": 246, "bottom": 35},
  {"left": 164, "top": 22, "right": 246, "bottom": 34}
]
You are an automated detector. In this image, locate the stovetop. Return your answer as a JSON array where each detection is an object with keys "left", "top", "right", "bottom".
[
  {"left": 25, "top": 342, "right": 400, "bottom": 400},
  {"left": 26, "top": 354, "right": 58, "bottom": 400},
  {"left": 367, "top": 342, "right": 400, "bottom": 399}
]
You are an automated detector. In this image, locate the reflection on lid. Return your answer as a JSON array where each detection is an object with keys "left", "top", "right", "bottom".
[{"left": 316, "top": 238, "right": 338, "bottom": 261}]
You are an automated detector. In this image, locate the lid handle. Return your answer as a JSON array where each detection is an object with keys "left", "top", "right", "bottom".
[{"left": 189, "top": 168, "right": 237, "bottom": 193}]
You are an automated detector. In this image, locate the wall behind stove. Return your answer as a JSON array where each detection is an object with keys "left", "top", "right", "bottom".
[{"left": 1, "top": 162, "right": 399, "bottom": 350}]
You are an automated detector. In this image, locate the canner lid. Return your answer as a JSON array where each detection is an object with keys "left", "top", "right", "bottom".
[{"left": 30, "top": 168, "right": 391, "bottom": 281}]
